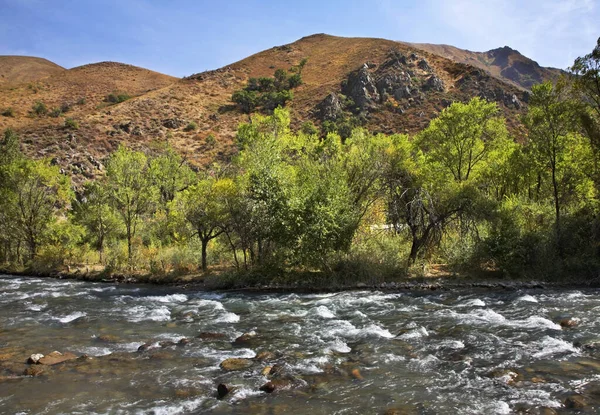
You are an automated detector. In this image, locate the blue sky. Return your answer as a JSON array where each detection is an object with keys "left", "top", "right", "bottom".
[{"left": 0, "top": 0, "right": 598, "bottom": 77}]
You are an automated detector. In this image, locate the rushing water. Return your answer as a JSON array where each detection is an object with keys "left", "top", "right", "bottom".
[{"left": 1, "top": 275, "right": 600, "bottom": 414}]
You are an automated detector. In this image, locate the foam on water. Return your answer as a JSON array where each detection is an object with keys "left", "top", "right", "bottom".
[
  {"left": 214, "top": 312, "right": 240, "bottom": 323},
  {"left": 325, "top": 338, "right": 351, "bottom": 353},
  {"left": 126, "top": 305, "right": 171, "bottom": 322},
  {"left": 79, "top": 346, "right": 113, "bottom": 356},
  {"left": 510, "top": 316, "right": 562, "bottom": 331},
  {"left": 194, "top": 299, "right": 225, "bottom": 310},
  {"left": 457, "top": 298, "right": 486, "bottom": 307},
  {"left": 310, "top": 305, "right": 336, "bottom": 319},
  {"left": 532, "top": 336, "right": 579, "bottom": 358},
  {"left": 145, "top": 294, "right": 188, "bottom": 303},
  {"left": 135, "top": 397, "right": 207, "bottom": 415},
  {"left": 58, "top": 311, "right": 87, "bottom": 323},
  {"left": 25, "top": 302, "right": 46, "bottom": 312},
  {"left": 398, "top": 326, "right": 429, "bottom": 340},
  {"left": 515, "top": 294, "right": 538, "bottom": 303}
]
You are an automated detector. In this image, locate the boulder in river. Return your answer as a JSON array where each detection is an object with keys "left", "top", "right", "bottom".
[
  {"left": 23, "top": 365, "right": 50, "bottom": 377},
  {"left": 95, "top": 334, "right": 120, "bottom": 343},
  {"left": 177, "top": 338, "right": 191, "bottom": 346},
  {"left": 564, "top": 394, "right": 588, "bottom": 409},
  {"left": 197, "top": 332, "right": 227, "bottom": 341},
  {"left": 559, "top": 318, "right": 579, "bottom": 328},
  {"left": 255, "top": 351, "right": 276, "bottom": 361},
  {"left": 217, "top": 383, "right": 233, "bottom": 399},
  {"left": 233, "top": 332, "right": 256, "bottom": 346},
  {"left": 219, "top": 358, "right": 254, "bottom": 371},
  {"left": 259, "top": 381, "right": 276, "bottom": 393},
  {"left": 38, "top": 351, "right": 78, "bottom": 366},
  {"left": 27, "top": 353, "right": 44, "bottom": 364}
]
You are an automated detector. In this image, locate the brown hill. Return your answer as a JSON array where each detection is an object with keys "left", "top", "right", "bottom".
[
  {"left": 0, "top": 56, "right": 66, "bottom": 85},
  {"left": 1, "top": 34, "right": 533, "bottom": 185},
  {"left": 406, "top": 43, "right": 563, "bottom": 90}
]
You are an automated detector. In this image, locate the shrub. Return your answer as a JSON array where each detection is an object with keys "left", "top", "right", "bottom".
[
  {"left": 206, "top": 134, "right": 216, "bottom": 147},
  {"left": 301, "top": 121, "right": 318, "bottom": 135},
  {"left": 288, "top": 73, "right": 302, "bottom": 88},
  {"left": 49, "top": 107, "right": 62, "bottom": 118},
  {"left": 232, "top": 89, "right": 258, "bottom": 113},
  {"left": 184, "top": 121, "right": 198, "bottom": 132},
  {"left": 1, "top": 107, "right": 14, "bottom": 117},
  {"left": 105, "top": 92, "right": 131, "bottom": 104},
  {"left": 60, "top": 102, "right": 72, "bottom": 113},
  {"left": 65, "top": 117, "right": 79, "bottom": 130},
  {"left": 76, "top": 97, "right": 86, "bottom": 105},
  {"left": 32, "top": 101, "right": 48, "bottom": 116}
]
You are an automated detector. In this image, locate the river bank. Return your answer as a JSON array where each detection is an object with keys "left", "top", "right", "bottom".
[{"left": 3, "top": 263, "right": 600, "bottom": 294}]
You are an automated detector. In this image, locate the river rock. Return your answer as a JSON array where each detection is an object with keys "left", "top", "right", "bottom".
[
  {"left": 260, "top": 381, "right": 276, "bottom": 393},
  {"left": 177, "top": 338, "right": 191, "bottom": 346},
  {"left": 564, "top": 394, "right": 588, "bottom": 409},
  {"left": 233, "top": 332, "right": 256, "bottom": 346},
  {"left": 559, "top": 318, "right": 579, "bottom": 328},
  {"left": 255, "top": 351, "right": 276, "bottom": 361},
  {"left": 219, "top": 358, "right": 254, "bottom": 371},
  {"left": 38, "top": 351, "right": 78, "bottom": 365},
  {"left": 96, "top": 334, "right": 120, "bottom": 343},
  {"left": 137, "top": 342, "right": 158, "bottom": 352},
  {"left": 350, "top": 368, "right": 363, "bottom": 380},
  {"left": 197, "top": 332, "right": 227, "bottom": 341},
  {"left": 217, "top": 383, "right": 233, "bottom": 399},
  {"left": 27, "top": 353, "right": 44, "bottom": 364},
  {"left": 23, "top": 365, "right": 50, "bottom": 377}
]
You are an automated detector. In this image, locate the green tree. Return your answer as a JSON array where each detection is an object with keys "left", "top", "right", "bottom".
[
  {"left": 149, "top": 146, "right": 195, "bottom": 212},
  {"left": 72, "top": 181, "right": 120, "bottom": 263},
  {"left": 523, "top": 81, "right": 589, "bottom": 249},
  {"left": 418, "top": 98, "right": 509, "bottom": 183},
  {"left": 171, "top": 177, "right": 229, "bottom": 271},
  {"left": 105, "top": 146, "right": 157, "bottom": 264},
  {"left": 12, "top": 159, "right": 72, "bottom": 260}
]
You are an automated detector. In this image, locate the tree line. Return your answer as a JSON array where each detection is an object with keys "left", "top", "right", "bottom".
[{"left": 0, "top": 40, "right": 599, "bottom": 282}]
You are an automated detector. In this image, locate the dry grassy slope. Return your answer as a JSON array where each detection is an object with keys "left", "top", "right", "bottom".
[
  {"left": 406, "top": 42, "right": 563, "bottom": 90},
  {"left": 0, "top": 56, "right": 65, "bottom": 85},
  {"left": 0, "top": 61, "right": 177, "bottom": 130},
  {"left": 2, "top": 34, "right": 531, "bottom": 185}
]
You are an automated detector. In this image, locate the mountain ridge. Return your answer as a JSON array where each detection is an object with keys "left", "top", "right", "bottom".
[{"left": 0, "top": 34, "right": 559, "bottom": 185}]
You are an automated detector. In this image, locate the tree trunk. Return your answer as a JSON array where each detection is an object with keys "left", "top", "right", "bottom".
[
  {"left": 201, "top": 237, "right": 209, "bottom": 272},
  {"left": 551, "top": 164, "right": 562, "bottom": 255}
]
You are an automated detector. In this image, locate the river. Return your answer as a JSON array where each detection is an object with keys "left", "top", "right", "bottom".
[{"left": 1, "top": 275, "right": 600, "bottom": 414}]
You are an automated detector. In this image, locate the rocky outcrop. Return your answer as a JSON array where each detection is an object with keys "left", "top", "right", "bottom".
[
  {"left": 162, "top": 118, "right": 185, "bottom": 129},
  {"left": 317, "top": 92, "right": 343, "bottom": 121},
  {"left": 417, "top": 58, "right": 432, "bottom": 72},
  {"left": 424, "top": 75, "right": 444, "bottom": 92},
  {"left": 343, "top": 64, "right": 380, "bottom": 110},
  {"left": 376, "top": 73, "right": 412, "bottom": 102}
]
